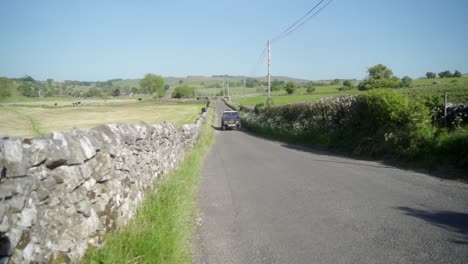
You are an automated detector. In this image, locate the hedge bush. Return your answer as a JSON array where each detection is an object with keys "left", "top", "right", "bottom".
[{"left": 240, "top": 89, "right": 466, "bottom": 169}]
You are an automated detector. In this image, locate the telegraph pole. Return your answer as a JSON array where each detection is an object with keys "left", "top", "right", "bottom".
[
  {"left": 243, "top": 79, "right": 246, "bottom": 105},
  {"left": 444, "top": 92, "right": 448, "bottom": 128},
  {"left": 267, "top": 40, "right": 271, "bottom": 98},
  {"left": 227, "top": 80, "right": 230, "bottom": 100},
  {"left": 222, "top": 79, "right": 225, "bottom": 97}
]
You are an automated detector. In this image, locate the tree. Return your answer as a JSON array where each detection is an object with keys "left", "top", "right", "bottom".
[
  {"left": 18, "top": 75, "right": 35, "bottom": 82},
  {"left": 139, "top": 74, "right": 165, "bottom": 97},
  {"left": 453, "top": 70, "right": 462, "bottom": 78},
  {"left": 284, "top": 82, "right": 296, "bottom": 95},
  {"left": 17, "top": 83, "right": 37, "bottom": 97},
  {"left": 245, "top": 78, "right": 260, "bottom": 88},
  {"left": 331, "top": 79, "right": 341, "bottom": 85},
  {"left": 368, "top": 64, "right": 393, "bottom": 79},
  {"left": 438, "top": 70, "right": 452, "bottom": 78},
  {"left": 0, "top": 77, "right": 14, "bottom": 98},
  {"left": 131, "top": 87, "right": 139, "bottom": 94},
  {"left": 271, "top": 79, "right": 285, "bottom": 91},
  {"left": 339, "top": 80, "right": 355, "bottom": 91},
  {"left": 163, "top": 84, "right": 170, "bottom": 91},
  {"left": 171, "top": 85, "right": 194, "bottom": 98},
  {"left": 305, "top": 82, "right": 315, "bottom": 93},
  {"left": 343, "top": 80, "right": 355, "bottom": 89},
  {"left": 426, "top": 72, "right": 436, "bottom": 79},
  {"left": 401, "top": 76, "right": 412, "bottom": 88},
  {"left": 179, "top": 80, "right": 184, "bottom": 84},
  {"left": 358, "top": 64, "right": 400, "bottom": 90},
  {"left": 112, "top": 88, "right": 121, "bottom": 97},
  {"left": 85, "top": 87, "right": 101, "bottom": 97},
  {"left": 72, "top": 90, "right": 82, "bottom": 97},
  {"left": 45, "top": 89, "right": 56, "bottom": 97}
]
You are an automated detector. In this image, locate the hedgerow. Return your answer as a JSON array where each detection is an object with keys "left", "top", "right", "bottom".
[{"left": 241, "top": 89, "right": 467, "bottom": 170}]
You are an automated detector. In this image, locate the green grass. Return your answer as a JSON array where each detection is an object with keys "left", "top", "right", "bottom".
[
  {"left": 82, "top": 106, "right": 214, "bottom": 264},
  {"left": 233, "top": 76, "right": 468, "bottom": 107},
  {"left": 233, "top": 91, "right": 352, "bottom": 106},
  {"left": 0, "top": 101, "right": 204, "bottom": 137},
  {"left": 194, "top": 86, "right": 261, "bottom": 97},
  {"left": 402, "top": 76, "right": 468, "bottom": 104},
  {"left": 296, "top": 84, "right": 342, "bottom": 93}
]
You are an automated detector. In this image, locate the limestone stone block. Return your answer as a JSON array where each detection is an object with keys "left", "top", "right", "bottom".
[
  {"left": 8, "top": 196, "right": 25, "bottom": 213},
  {"left": 45, "top": 132, "right": 70, "bottom": 169},
  {"left": 22, "top": 137, "right": 50, "bottom": 167},
  {"left": 0, "top": 138, "right": 28, "bottom": 178},
  {"left": 17, "top": 207, "right": 37, "bottom": 227}
]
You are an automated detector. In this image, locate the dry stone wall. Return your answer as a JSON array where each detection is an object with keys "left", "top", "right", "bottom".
[{"left": 0, "top": 109, "right": 209, "bottom": 263}]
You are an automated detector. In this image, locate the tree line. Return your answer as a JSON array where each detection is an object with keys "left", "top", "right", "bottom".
[
  {"left": 426, "top": 70, "right": 462, "bottom": 79},
  {"left": 1, "top": 68, "right": 465, "bottom": 100}
]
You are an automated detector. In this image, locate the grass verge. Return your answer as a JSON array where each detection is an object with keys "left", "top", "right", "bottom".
[{"left": 81, "top": 106, "right": 215, "bottom": 264}]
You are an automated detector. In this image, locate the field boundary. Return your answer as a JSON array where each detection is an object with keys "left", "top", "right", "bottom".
[
  {"left": 0, "top": 102, "right": 213, "bottom": 263},
  {"left": 81, "top": 101, "right": 215, "bottom": 263}
]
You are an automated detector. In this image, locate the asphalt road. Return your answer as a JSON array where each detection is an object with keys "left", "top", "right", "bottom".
[{"left": 194, "top": 99, "right": 468, "bottom": 264}]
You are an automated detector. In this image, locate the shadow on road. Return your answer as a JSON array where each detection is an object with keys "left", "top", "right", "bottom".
[
  {"left": 281, "top": 143, "right": 393, "bottom": 169},
  {"left": 211, "top": 125, "right": 241, "bottom": 132},
  {"left": 395, "top": 206, "right": 468, "bottom": 244},
  {"left": 211, "top": 125, "right": 223, "bottom": 131},
  {"left": 280, "top": 142, "right": 467, "bottom": 181}
]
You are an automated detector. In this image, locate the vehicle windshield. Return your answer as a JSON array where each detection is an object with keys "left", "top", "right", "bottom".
[{"left": 223, "top": 112, "right": 239, "bottom": 118}]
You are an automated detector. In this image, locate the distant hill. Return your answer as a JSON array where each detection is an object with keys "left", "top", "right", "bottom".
[{"left": 112, "top": 75, "right": 313, "bottom": 89}]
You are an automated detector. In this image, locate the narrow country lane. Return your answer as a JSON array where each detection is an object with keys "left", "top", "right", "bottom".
[{"left": 194, "top": 99, "right": 468, "bottom": 264}]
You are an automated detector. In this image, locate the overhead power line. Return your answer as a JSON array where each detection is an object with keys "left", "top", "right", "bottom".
[
  {"left": 271, "top": 0, "right": 326, "bottom": 42},
  {"left": 271, "top": 0, "right": 334, "bottom": 43},
  {"left": 248, "top": 43, "right": 268, "bottom": 77},
  {"left": 243, "top": 0, "right": 334, "bottom": 100}
]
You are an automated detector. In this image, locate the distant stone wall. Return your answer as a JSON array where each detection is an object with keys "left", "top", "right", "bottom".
[
  {"left": 0, "top": 108, "right": 209, "bottom": 263},
  {"left": 154, "top": 98, "right": 209, "bottom": 104}
]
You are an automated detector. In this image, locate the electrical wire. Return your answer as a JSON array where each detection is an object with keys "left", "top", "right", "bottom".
[
  {"left": 248, "top": 43, "right": 268, "bottom": 77},
  {"left": 271, "top": 0, "right": 333, "bottom": 43},
  {"left": 271, "top": 0, "right": 326, "bottom": 42},
  {"left": 246, "top": 0, "right": 333, "bottom": 78}
]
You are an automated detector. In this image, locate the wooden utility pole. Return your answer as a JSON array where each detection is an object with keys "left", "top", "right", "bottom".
[
  {"left": 243, "top": 79, "right": 246, "bottom": 105},
  {"left": 444, "top": 92, "right": 448, "bottom": 128},
  {"left": 227, "top": 80, "right": 230, "bottom": 100},
  {"left": 222, "top": 79, "right": 225, "bottom": 97},
  {"left": 267, "top": 40, "right": 271, "bottom": 98}
]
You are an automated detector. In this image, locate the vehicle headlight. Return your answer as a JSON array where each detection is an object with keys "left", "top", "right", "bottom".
[{"left": 236, "top": 120, "right": 239, "bottom": 123}]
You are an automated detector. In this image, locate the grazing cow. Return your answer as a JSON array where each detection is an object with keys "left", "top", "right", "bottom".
[
  {"left": 138, "top": 98, "right": 142, "bottom": 101},
  {"left": 445, "top": 104, "right": 468, "bottom": 125},
  {"left": 54, "top": 103, "right": 57, "bottom": 106}
]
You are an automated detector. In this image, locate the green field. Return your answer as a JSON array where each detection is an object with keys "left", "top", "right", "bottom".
[
  {"left": 233, "top": 76, "right": 468, "bottom": 106},
  {"left": 234, "top": 92, "right": 350, "bottom": 106},
  {"left": 401, "top": 76, "right": 468, "bottom": 104},
  {"left": 111, "top": 76, "right": 312, "bottom": 99},
  {"left": 0, "top": 101, "right": 203, "bottom": 138}
]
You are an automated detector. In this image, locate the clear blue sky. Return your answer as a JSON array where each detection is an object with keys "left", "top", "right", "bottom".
[{"left": 1, "top": 0, "right": 467, "bottom": 81}]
